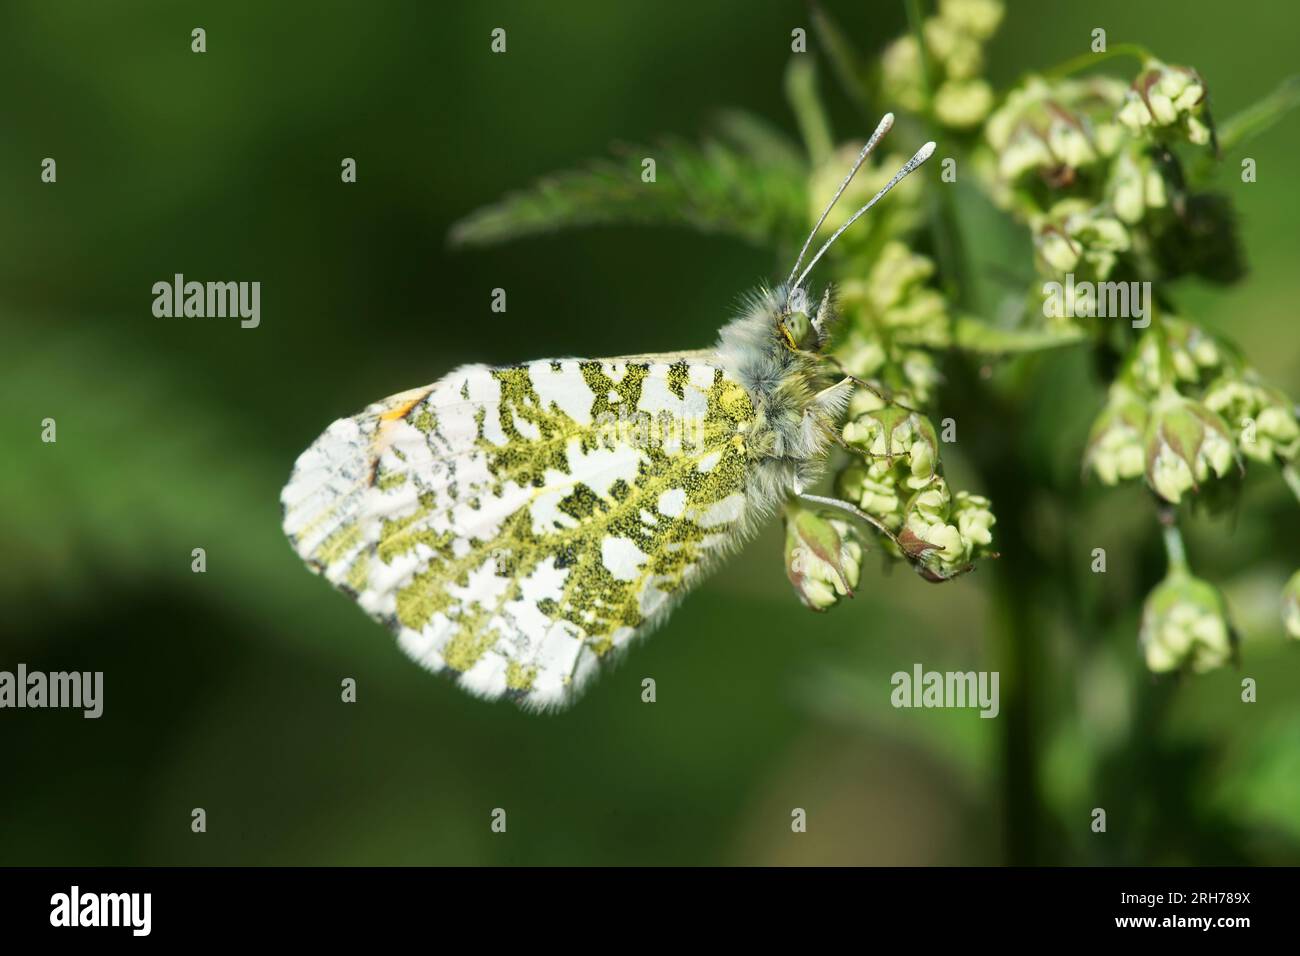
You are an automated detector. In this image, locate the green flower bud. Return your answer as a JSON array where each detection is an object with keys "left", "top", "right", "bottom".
[
  {"left": 910, "top": 478, "right": 952, "bottom": 523},
  {"left": 842, "top": 404, "right": 940, "bottom": 489},
  {"left": 899, "top": 350, "right": 942, "bottom": 406},
  {"left": 1125, "top": 317, "right": 1231, "bottom": 392},
  {"left": 899, "top": 480, "right": 963, "bottom": 571},
  {"left": 845, "top": 386, "right": 886, "bottom": 417},
  {"left": 998, "top": 130, "right": 1055, "bottom": 186},
  {"left": 839, "top": 242, "right": 951, "bottom": 348},
  {"left": 1048, "top": 118, "right": 1100, "bottom": 170},
  {"left": 1203, "top": 374, "right": 1300, "bottom": 463},
  {"left": 952, "top": 491, "right": 996, "bottom": 550},
  {"left": 1036, "top": 228, "right": 1079, "bottom": 274},
  {"left": 860, "top": 241, "right": 932, "bottom": 308},
  {"left": 1144, "top": 390, "right": 1236, "bottom": 503},
  {"left": 1140, "top": 571, "right": 1233, "bottom": 673},
  {"left": 1085, "top": 385, "right": 1148, "bottom": 485},
  {"left": 1168, "top": 319, "right": 1228, "bottom": 378},
  {"left": 893, "top": 479, "right": 995, "bottom": 581},
  {"left": 924, "top": 18, "right": 984, "bottom": 81},
  {"left": 881, "top": 36, "right": 926, "bottom": 113},
  {"left": 783, "top": 506, "right": 863, "bottom": 611},
  {"left": 1033, "top": 200, "right": 1130, "bottom": 281},
  {"left": 837, "top": 460, "right": 906, "bottom": 532},
  {"left": 1118, "top": 60, "right": 1214, "bottom": 147},
  {"left": 1283, "top": 571, "right": 1300, "bottom": 640},
  {"left": 837, "top": 458, "right": 995, "bottom": 580},
  {"left": 938, "top": 0, "right": 1004, "bottom": 42},
  {"left": 1258, "top": 406, "right": 1300, "bottom": 462},
  {"left": 934, "top": 79, "right": 995, "bottom": 129},
  {"left": 835, "top": 330, "right": 888, "bottom": 380},
  {"left": 1108, "top": 146, "right": 1168, "bottom": 224}
]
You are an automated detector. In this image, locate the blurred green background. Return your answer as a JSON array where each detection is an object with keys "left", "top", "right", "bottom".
[{"left": 2, "top": 0, "right": 1298, "bottom": 865}]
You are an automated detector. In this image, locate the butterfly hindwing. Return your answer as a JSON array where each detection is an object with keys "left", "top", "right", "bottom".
[{"left": 281, "top": 355, "right": 760, "bottom": 709}]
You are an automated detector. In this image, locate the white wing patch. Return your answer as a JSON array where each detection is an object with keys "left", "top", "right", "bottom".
[{"left": 281, "top": 356, "right": 762, "bottom": 710}]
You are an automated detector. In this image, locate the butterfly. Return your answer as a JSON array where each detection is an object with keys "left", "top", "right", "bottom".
[{"left": 281, "top": 114, "right": 935, "bottom": 710}]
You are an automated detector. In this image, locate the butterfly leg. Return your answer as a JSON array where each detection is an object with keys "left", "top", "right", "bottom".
[
  {"left": 815, "top": 355, "right": 921, "bottom": 414},
  {"left": 791, "top": 475, "right": 900, "bottom": 546}
]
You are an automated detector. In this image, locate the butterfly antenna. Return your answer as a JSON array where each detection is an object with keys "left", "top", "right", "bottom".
[
  {"left": 792, "top": 140, "right": 936, "bottom": 293},
  {"left": 784, "top": 112, "right": 895, "bottom": 291}
]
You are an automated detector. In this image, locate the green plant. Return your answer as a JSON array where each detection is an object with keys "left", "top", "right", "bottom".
[
  {"left": 449, "top": 0, "right": 1300, "bottom": 859},
  {"left": 453, "top": 0, "right": 1297, "bottom": 658}
]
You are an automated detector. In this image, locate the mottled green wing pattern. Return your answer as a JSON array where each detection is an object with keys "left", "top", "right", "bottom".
[{"left": 280, "top": 356, "right": 760, "bottom": 709}]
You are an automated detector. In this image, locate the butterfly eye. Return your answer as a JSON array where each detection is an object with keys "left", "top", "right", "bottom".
[{"left": 781, "top": 309, "right": 817, "bottom": 351}]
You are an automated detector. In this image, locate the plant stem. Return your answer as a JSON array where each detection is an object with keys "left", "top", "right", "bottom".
[
  {"left": 808, "top": 0, "right": 874, "bottom": 121},
  {"left": 1282, "top": 462, "right": 1300, "bottom": 505},
  {"left": 1149, "top": 300, "right": 1177, "bottom": 386},
  {"left": 1159, "top": 513, "right": 1189, "bottom": 574},
  {"left": 1045, "top": 43, "right": 1154, "bottom": 81},
  {"left": 951, "top": 358, "right": 1042, "bottom": 864},
  {"left": 903, "top": 0, "right": 972, "bottom": 310},
  {"left": 903, "top": 0, "right": 935, "bottom": 102},
  {"left": 904, "top": 0, "right": 1035, "bottom": 860}
]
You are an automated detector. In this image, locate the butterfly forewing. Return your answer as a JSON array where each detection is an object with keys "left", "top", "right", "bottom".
[{"left": 281, "top": 355, "right": 759, "bottom": 709}]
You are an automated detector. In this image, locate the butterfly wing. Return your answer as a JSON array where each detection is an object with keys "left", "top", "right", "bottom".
[{"left": 281, "top": 356, "right": 761, "bottom": 710}]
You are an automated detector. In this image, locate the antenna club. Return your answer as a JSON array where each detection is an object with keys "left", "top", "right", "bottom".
[{"left": 791, "top": 138, "right": 939, "bottom": 291}]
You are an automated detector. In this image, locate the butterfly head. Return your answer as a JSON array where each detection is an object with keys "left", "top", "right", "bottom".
[{"left": 778, "top": 285, "right": 833, "bottom": 353}]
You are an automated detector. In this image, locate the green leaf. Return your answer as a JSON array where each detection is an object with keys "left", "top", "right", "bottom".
[
  {"left": 448, "top": 117, "right": 807, "bottom": 249},
  {"left": 710, "top": 109, "right": 806, "bottom": 174},
  {"left": 808, "top": 1, "right": 875, "bottom": 119},
  {"left": 954, "top": 314, "right": 1086, "bottom": 354},
  {"left": 0, "top": 319, "right": 357, "bottom": 669},
  {"left": 1214, "top": 75, "right": 1300, "bottom": 154},
  {"left": 784, "top": 55, "right": 833, "bottom": 166}
]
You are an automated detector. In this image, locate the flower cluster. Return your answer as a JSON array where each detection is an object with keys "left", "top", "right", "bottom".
[
  {"left": 1142, "top": 388, "right": 1236, "bottom": 504},
  {"left": 972, "top": 49, "right": 1300, "bottom": 672},
  {"left": 982, "top": 75, "right": 1127, "bottom": 209},
  {"left": 882, "top": 0, "right": 1003, "bottom": 130},
  {"left": 1117, "top": 61, "right": 1214, "bottom": 147},
  {"left": 838, "top": 242, "right": 949, "bottom": 347},
  {"left": 1083, "top": 384, "right": 1147, "bottom": 486},
  {"left": 833, "top": 392, "right": 996, "bottom": 583},
  {"left": 785, "top": 1, "right": 1009, "bottom": 603},
  {"left": 898, "top": 481, "right": 996, "bottom": 581},
  {"left": 979, "top": 55, "right": 1228, "bottom": 303},
  {"left": 1086, "top": 317, "right": 1298, "bottom": 504},
  {"left": 1140, "top": 569, "right": 1234, "bottom": 673},
  {"left": 1204, "top": 374, "right": 1300, "bottom": 464}
]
